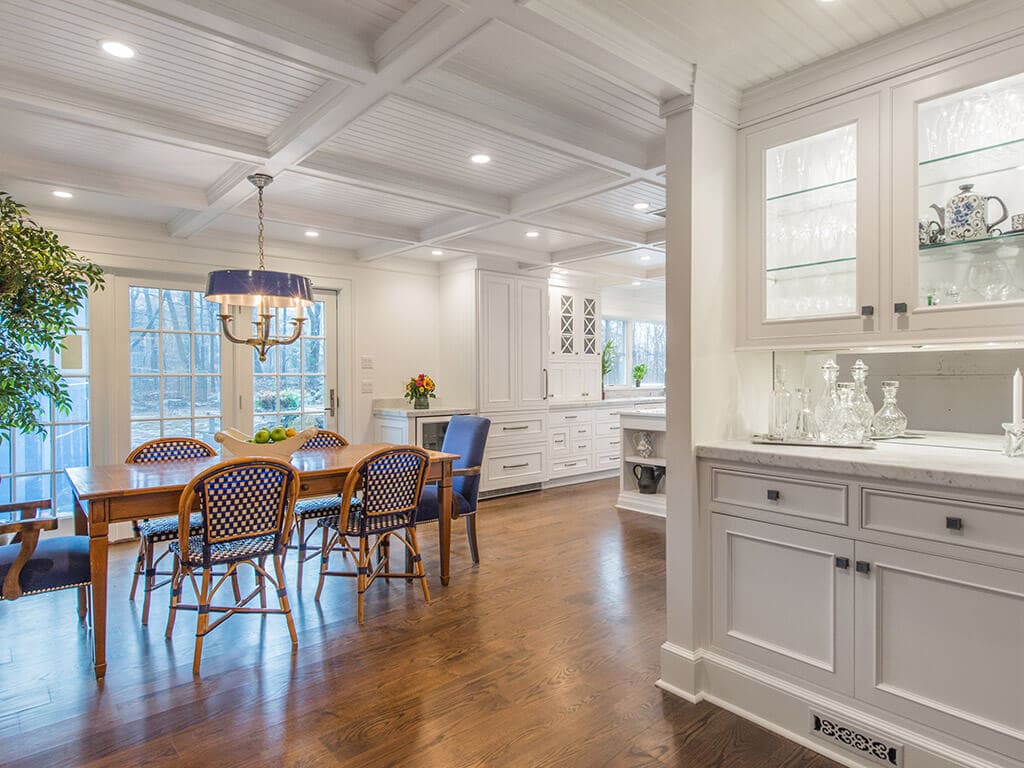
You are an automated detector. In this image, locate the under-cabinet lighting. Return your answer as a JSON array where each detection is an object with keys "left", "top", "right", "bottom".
[
  {"left": 470, "top": 154, "right": 491, "bottom": 164},
  {"left": 101, "top": 41, "right": 136, "bottom": 59},
  {"left": 525, "top": 230, "right": 540, "bottom": 238},
  {"left": 304, "top": 230, "right": 319, "bottom": 238},
  {"left": 52, "top": 190, "right": 74, "bottom": 199},
  {"left": 431, "top": 249, "right": 444, "bottom": 256}
]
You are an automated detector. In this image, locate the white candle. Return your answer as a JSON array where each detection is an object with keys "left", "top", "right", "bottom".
[{"left": 1014, "top": 368, "right": 1022, "bottom": 428}]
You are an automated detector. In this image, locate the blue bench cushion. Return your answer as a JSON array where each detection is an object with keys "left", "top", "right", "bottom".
[
  {"left": 0, "top": 536, "right": 91, "bottom": 598},
  {"left": 415, "top": 485, "right": 472, "bottom": 523}
]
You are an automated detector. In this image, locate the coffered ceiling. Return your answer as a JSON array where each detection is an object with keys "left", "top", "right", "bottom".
[{"left": 0, "top": 0, "right": 979, "bottom": 284}]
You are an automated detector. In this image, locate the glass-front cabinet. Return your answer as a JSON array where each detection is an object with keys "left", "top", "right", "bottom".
[
  {"left": 743, "top": 95, "right": 880, "bottom": 344},
  {"left": 892, "top": 48, "right": 1024, "bottom": 336}
]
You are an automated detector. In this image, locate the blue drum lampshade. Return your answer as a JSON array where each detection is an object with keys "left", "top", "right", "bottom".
[{"left": 205, "top": 269, "right": 313, "bottom": 309}]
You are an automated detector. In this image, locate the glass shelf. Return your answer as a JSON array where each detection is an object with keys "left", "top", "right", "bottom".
[
  {"left": 766, "top": 256, "right": 856, "bottom": 274},
  {"left": 919, "top": 137, "right": 1024, "bottom": 188},
  {"left": 766, "top": 177, "right": 855, "bottom": 203},
  {"left": 919, "top": 229, "right": 1024, "bottom": 255}
]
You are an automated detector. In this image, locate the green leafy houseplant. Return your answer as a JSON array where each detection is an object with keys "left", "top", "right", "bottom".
[
  {"left": 632, "top": 363, "right": 648, "bottom": 387},
  {"left": 600, "top": 340, "right": 616, "bottom": 399},
  {"left": 0, "top": 192, "right": 104, "bottom": 443}
]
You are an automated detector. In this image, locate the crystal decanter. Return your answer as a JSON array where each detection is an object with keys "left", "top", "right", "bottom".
[
  {"left": 871, "top": 380, "right": 908, "bottom": 438},
  {"left": 768, "top": 364, "right": 794, "bottom": 439},
  {"left": 788, "top": 387, "right": 819, "bottom": 441},
  {"left": 814, "top": 360, "right": 840, "bottom": 432},
  {"left": 850, "top": 359, "right": 875, "bottom": 431},
  {"left": 824, "top": 383, "right": 866, "bottom": 445}
]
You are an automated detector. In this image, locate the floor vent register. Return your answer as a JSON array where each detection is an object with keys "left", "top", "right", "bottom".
[{"left": 809, "top": 710, "right": 903, "bottom": 767}]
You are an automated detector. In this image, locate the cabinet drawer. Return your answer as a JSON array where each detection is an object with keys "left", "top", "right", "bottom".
[
  {"left": 861, "top": 488, "right": 1024, "bottom": 559},
  {"left": 486, "top": 415, "right": 546, "bottom": 445},
  {"left": 551, "top": 456, "right": 591, "bottom": 476},
  {"left": 549, "top": 429, "right": 570, "bottom": 454},
  {"left": 710, "top": 467, "right": 848, "bottom": 526},
  {"left": 595, "top": 451, "right": 620, "bottom": 469},
  {"left": 549, "top": 410, "right": 594, "bottom": 427},
  {"left": 570, "top": 438, "right": 592, "bottom": 455},
  {"left": 484, "top": 449, "right": 545, "bottom": 485},
  {"left": 567, "top": 423, "right": 592, "bottom": 438},
  {"left": 595, "top": 421, "right": 619, "bottom": 436},
  {"left": 595, "top": 434, "right": 622, "bottom": 454},
  {"left": 594, "top": 408, "right": 619, "bottom": 424}
]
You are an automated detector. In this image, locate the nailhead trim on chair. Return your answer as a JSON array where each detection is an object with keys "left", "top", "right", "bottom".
[{"left": 0, "top": 580, "right": 91, "bottom": 600}]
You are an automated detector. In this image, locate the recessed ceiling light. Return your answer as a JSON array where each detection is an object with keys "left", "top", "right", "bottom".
[
  {"left": 631, "top": 280, "right": 642, "bottom": 286},
  {"left": 525, "top": 230, "right": 540, "bottom": 238},
  {"left": 470, "top": 154, "right": 491, "bottom": 165},
  {"left": 304, "top": 230, "right": 319, "bottom": 238},
  {"left": 101, "top": 41, "right": 135, "bottom": 59},
  {"left": 52, "top": 190, "right": 74, "bottom": 199},
  {"left": 553, "top": 267, "right": 568, "bottom": 274},
  {"left": 431, "top": 249, "right": 444, "bottom": 256},
  {"left": 639, "top": 254, "right": 651, "bottom": 262},
  {"left": 1018, "top": 165, "right": 1024, "bottom": 171},
  {"left": 632, "top": 202, "right": 651, "bottom": 211}
]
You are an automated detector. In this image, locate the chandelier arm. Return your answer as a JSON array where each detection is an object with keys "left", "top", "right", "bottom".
[{"left": 218, "top": 314, "right": 249, "bottom": 345}]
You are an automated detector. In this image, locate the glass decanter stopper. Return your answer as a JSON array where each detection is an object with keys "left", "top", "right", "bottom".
[
  {"left": 825, "top": 383, "right": 866, "bottom": 445},
  {"left": 871, "top": 380, "right": 908, "bottom": 438},
  {"left": 850, "top": 359, "right": 875, "bottom": 430},
  {"left": 768, "top": 364, "right": 794, "bottom": 439},
  {"left": 814, "top": 360, "right": 840, "bottom": 432},
  {"left": 788, "top": 387, "right": 819, "bottom": 441}
]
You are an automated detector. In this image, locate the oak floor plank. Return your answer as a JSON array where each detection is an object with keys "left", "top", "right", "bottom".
[{"left": 0, "top": 479, "right": 840, "bottom": 768}]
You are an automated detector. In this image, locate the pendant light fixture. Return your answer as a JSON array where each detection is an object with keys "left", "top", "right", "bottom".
[{"left": 205, "top": 173, "right": 313, "bottom": 361}]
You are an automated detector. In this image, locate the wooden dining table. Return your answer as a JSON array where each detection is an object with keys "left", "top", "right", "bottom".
[{"left": 65, "top": 443, "right": 459, "bottom": 679}]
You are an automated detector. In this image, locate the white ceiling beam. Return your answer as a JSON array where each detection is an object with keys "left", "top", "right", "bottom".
[
  {"left": 121, "top": 0, "right": 374, "bottom": 83},
  {"left": 0, "top": 155, "right": 209, "bottom": 210},
  {"left": 167, "top": 4, "right": 499, "bottom": 238},
  {"left": 297, "top": 153, "right": 509, "bottom": 216},
  {"left": 0, "top": 67, "right": 268, "bottom": 163},
  {"left": 512, "top": 169, "right": 630, "bottom": 217},
  {"left": 432, "top": 236, "right": 553, "bottom": 265},
  {"left": 529, "top": 210, "right": 648, "bottom": 246},
  {"left": 550, "top": 242, "right": 627, "bottom": 263},
  {"left": 252, "top": 202, "right": 420, "bottom": 243},
  {"left": 357, "top": 241, "right": 420, "bottom": 262},
  {"left": 645, "top": 228, "right": 666, "bottom": 246},
  {"left": 374, "top": 0, "right": 460, "bottom": 68}
]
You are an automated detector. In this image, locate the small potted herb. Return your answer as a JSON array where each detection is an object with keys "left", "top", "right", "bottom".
[{"left": 632, "top": 363, "right": 647, "bottom": 388}]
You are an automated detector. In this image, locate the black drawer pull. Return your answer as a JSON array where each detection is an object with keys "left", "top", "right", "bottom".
[
  {"left": 835, "top": 557, "right": 850, "bottom": 570},
  {"left": 766, "top": 489, "right": 781, "bottom": 501},
  {"left": 861, "top": 305, "right": 874, "bottom": 316},
  {"left": 856, "top": 561, "right": 871, "bottom": 574},
  {"left": 564, "top": 462, "right": 577, "bottom": 468},
  {"left": 502, "top": 463, "right": 529, "bottom": 470},
  {"left": 946, "top": 516, "right": 963, "bottom": 531},
  {"left": 564, "top": 415, "right": 578, "bottom": 420},
  {"left": 502, "top": 425, "right": 529, "bottom": 431},
  {"left": 894, "top": 302, "right": 908, "bottom": 313}
]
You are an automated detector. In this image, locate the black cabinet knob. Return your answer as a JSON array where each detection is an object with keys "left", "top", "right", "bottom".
[
  {"left": 766, "top": 489, "right": 781, "bottom": 501},
  {"left": 894, "top": 302, "right": 908, "bottom": 313},
  {"left": 946, "top": 516, "right": 963, "bottom": 531},
  {"left": 835, "top": 557, "right": 850, "bottom": 570},
  {"left": 856, "top": 560, "right": 871, "bottom": 574},
  {"left": 861, "top": 305, "right": 875, "bottom": 316}
]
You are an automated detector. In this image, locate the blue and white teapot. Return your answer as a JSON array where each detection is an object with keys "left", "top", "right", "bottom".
[{"left": 944, "top": 183, "right": 1008, "bottom": 241}]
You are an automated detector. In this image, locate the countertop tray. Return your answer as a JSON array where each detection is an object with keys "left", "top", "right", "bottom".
[{"left": 751, "top": 434, "right": 876, "bottom": 449}]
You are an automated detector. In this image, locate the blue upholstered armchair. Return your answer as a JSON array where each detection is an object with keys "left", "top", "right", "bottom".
[{"left": 415, "top": 415, "right": 490, "bottom": 563}]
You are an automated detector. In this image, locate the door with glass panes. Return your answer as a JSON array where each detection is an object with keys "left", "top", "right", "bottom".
[
  {"left": 743, "top": 94, "right": 881, "bottom": 344},
  {"left": 892, "top": 48, "right": 1024, "bottom": 335},
  {"left": 125, "top": 280, "right": 339, "bottom": 455}
]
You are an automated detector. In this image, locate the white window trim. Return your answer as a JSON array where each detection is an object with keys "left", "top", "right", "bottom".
[{"left": 601, "top": 315, "right": 667, "bottom": 387}]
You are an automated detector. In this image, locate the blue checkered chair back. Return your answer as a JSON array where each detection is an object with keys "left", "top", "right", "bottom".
[
  {"left": 299, "top": 430, "right": 350, "bottom": 449},
  {"left": 188, "top": 459, "right": 299, "bottom": 550},
  {"left": 127, "top": 437, "right": 216, "bottom": 464},
  {"left": 358, "top": 448, "right": 430, "bottom": 519}
]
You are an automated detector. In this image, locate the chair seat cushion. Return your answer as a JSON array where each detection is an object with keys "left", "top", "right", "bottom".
[
  {"left": 169, "top": 534, "right": 277, "bottom": 566},
  {"left": 317, "top": 509, "right": 411, "bottom": 536},
  {"left": 0, "top": 536, "right": 91, "bottom": 598},
  {"left": 415, "top": 485, "right": 472, "bottom": 523},
  {"left": 137, "top": 513, "right": 203, "bottom": 542},
  {"left": 295, "top": 495, "right": 361, "bottom": 520}
]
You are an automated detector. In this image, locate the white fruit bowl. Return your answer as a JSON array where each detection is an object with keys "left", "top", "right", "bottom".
[{"left": 214, "top": 426, "right": 319, "bottom": 460}]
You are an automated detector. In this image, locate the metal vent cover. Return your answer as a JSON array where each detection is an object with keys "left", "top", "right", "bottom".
[
  {"left": 648, "top": 207, "right": 667, "bottom": 218},
  {"left": 809, "top": 710, "right": 903, "bottom": 767}
]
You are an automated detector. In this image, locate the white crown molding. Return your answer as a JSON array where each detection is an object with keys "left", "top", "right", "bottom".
[{"left": 740, "top": 0, "right": 1024, "bottom": 127}]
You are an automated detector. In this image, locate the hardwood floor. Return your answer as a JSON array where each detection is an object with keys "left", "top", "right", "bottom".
[{"left": 0, "top": 479, "right": 840, "bottom": 768}]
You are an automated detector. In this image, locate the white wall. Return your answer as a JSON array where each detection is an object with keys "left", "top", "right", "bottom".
[
  {"left": 42, "top": 210, "right": 442, "bottom": 447},
  {"left": 601, "top": 283, "right": 666, "bottom": 322}
]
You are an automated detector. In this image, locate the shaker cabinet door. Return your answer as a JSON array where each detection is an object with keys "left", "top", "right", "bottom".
[
  {"left": 741, "top": 94, "right": 882, "bottom": 346},
  {"left": 479, "top": 273, "right": 516, "bottom": 411},
  {"left": 854, "top": 541, "right": 1024, "bottom": 762},
  {"left": 891, "top": 47, "right": 1024, "bottom": 338}
]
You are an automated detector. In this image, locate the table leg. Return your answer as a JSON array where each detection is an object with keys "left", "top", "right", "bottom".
[
  {"left": 74, "top": 496, "right": 89, "bottom": 619},
  {"left": 438, "top": 460, "right": 453, "bottom": 587},
  {"left": 87, "top": 498, "right": 110, "bottom": 679}
]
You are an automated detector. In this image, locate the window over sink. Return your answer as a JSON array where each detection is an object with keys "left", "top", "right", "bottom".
[{"left": 601, "top": 317, "right": 666, "bottom": 386}]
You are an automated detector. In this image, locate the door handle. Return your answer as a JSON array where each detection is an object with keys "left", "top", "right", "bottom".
[
  {"left": 835, "top": 557, "right": 850, "bottom": 570},
  {"left": 543, "top": 368, "right": 549, "bottom": 400},
  {"left": 946, "top": 516, "right": 963, "bottom": 531},
  {"left": 327, "top": 388, "right": 336, "bottom": 418},
  {"left": 856, "top": 561, "right": 871, "bottom": 574}
]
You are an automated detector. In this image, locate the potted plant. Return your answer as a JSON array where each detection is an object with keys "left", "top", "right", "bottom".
[
  {"left": 601, "top": 340, "right": 616, "bottom": 400},
  {"left": 632, "top": 363, "right": 648, "bottom": 388},
  {"left": 0, "top": 192, "right": 104, "bottom": 445},
  {"left": 404, "top": 373, "right": 437, "bottom": 410}
]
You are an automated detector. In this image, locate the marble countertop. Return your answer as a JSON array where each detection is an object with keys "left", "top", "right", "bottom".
[
  {"left": 696, "top": 433, "right": 1024, "bottom": 497},
  {"left": 372, "top": 402, "right": 477, "bottom": 418},
  {"left": 616, "top": 408, "right": 666, "bottom": 418},
  {"left": 549, "top": 396, "right": 665, "bottom": 410}
]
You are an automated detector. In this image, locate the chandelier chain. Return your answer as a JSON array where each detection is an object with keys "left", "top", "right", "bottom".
[{"left": 257, "top": 185, "right": 265, "bottom": 270}]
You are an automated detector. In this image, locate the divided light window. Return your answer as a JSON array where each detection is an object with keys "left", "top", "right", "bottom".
[
  {"left": 0, "top": 305, "right": 89, "bottom": 513},
  {"left": 601, "top": 317, "right": 666, "bottom": 386},
  {"left": 128, "top": 287, "right": 222, "bottom": 448}
]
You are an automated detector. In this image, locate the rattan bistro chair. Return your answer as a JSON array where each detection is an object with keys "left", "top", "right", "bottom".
[
  {"left": 0, "top": 500, "right": 91, "bottom": 619},
  {"left": 164, "top": 457, "right": 300, "bottom": 675},
  {"left": 315, "top": 446, "right": 431, "bottom": 624},
  {"left": 289, "top": 429, "right": 351, "bottom": 589},
  {"left": 126, "top": 437, "right": 241, "bottom": 625}
]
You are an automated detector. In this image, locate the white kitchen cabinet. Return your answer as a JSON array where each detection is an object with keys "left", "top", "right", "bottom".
[
  {"left": 711, "top": 513, "right": 855, "bottom": 695},
  {"left": 549, "top": 288, "right": 600, "bottom": 359},
  {"left": 854, "top": 541, "right": 1024, "bottom": 762},
  {"left": 478, "top": 271, "right": 549, "bottom": 411},
  {"left": 891, "top": 48, "right": 1024, "bottom": 339},
  {"left": 741, "top": 94, "right": 881, "bottom": 345}
]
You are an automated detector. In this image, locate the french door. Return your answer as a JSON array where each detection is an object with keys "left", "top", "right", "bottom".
[{"left": 121, "top": 277, "right": 340, "bottom": 457}]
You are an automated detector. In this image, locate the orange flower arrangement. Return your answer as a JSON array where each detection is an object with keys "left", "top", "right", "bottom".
[{"left": 404, "top": 373, "right": 437, "bottom": 402}]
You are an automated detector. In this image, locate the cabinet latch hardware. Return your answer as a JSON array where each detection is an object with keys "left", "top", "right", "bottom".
[
  {"left": 856, "top": 560, "right": 871, "bottom": 574},
  {"left": 946, "top": 516, "right": 963, "bottom": 531},
  {"left": 860, "top": 305, "right": 874, "bottom": 316},
  {"left": 894, "top": 302, "right": 908, "bottom": 313},
  {"left": 835, "top": 557, "right": 850, "bottom": 570},
  {"left": 766, "top": 489, "right": 781, "bottom": 501}
]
